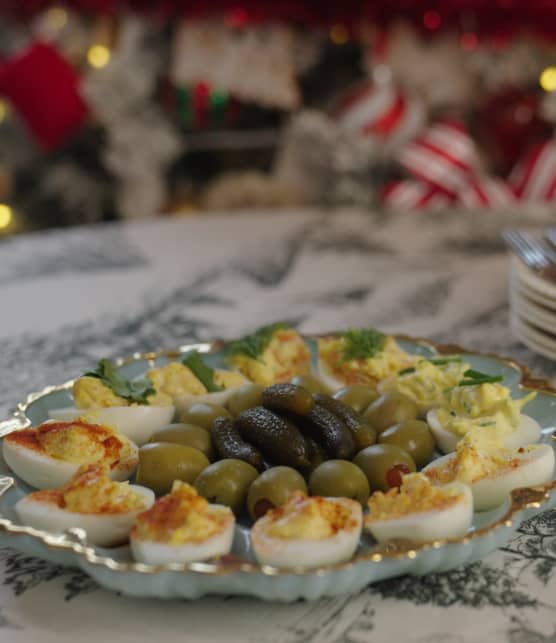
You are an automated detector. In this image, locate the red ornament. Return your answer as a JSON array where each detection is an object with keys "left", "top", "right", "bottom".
[{"left": 0, "top": 42, "right": 88, "bottom": 150}]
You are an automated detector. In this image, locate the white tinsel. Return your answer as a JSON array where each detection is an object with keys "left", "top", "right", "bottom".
[
  {"left": 82, "top": 16, "right": 183, "bottom": 219},
  {"left": 171, "top": 20, "right": 301, "bottom": 110},
  {"left": 274, "top": 110, "right": 380, "bottom": 206}
]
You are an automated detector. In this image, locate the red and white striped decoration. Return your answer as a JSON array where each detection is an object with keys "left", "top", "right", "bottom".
[
  {"left": 333, "top": 80, "right": 424, "bottom": 149},
  {"left": 382, "top": 181, "right": 456, "bottom": 211},
  {"left": 397, "top": 120, "right": 479, "bottom": 196},
  {"left": 458, "top": 176, "right": 516, "bottom": 209},
  {"left": 509, "top": 141, "right": 556, "bottom": 201}
]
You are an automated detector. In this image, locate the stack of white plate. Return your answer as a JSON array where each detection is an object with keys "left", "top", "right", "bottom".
[{"left": 509, "top": 256, "right": 556, "bottom": 360}]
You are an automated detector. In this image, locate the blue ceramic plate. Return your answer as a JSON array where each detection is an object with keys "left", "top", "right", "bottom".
[{"left": 0, "top": 336, "right": 554, "bottom": 601}]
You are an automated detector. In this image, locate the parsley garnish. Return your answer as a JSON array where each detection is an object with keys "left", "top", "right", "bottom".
[
  {"left": 398, "top": 367, "right": 416, "bottom": 375},
  {"left": 84, "top": 359, "right": 155, "bottom": 405},
  {"left": 182, "top": 351, "right": 223, "bottom": 392},
  {"left": 226, "top": 322, "right": 288, "bottom": 362},
  {"left": 457, "top": 368, "right": 504, "bottom": 387},
  {"left": 341, "top": 328, "right": 386, "bottom": 361}
]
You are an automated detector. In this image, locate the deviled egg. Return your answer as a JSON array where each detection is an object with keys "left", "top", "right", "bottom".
[
  {"left": 225, "top": 323, "right": 311, "bottom": 387},
  {"left": 378, "top": 356, "right": 470, "bottom": 416},
  {"left": 2, "top": 419, "right": 138, "bottom": 489},
  {"left": 130, "top": 481, "right": 235, "bottom": 565},
  {"left": 365, "top": 473, "right": 473, "bottom": 542},
  {"left": 49, "top": 359, "right": 174, "bottom": 445},
  {"left": 250, "top": 491, "right": 362, "bottom": 568},
  {"left": 172, "top": 351, "right": 249, "bottom": 412},
  {"left": 423, "top": 429, "right": 554, "bottom": 511},
  {"left": 426, "top": 382, "right": 539, "bottom": 453},
  {"left": 14, "top": 465, "right": 154, "bottom": 546},
  {"left": 317, "top": 329, "right": 417, "bottom": 392}
]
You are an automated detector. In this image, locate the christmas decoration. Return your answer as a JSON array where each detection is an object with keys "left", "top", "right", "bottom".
[
  {"left": 170, "top": 21, "right": 302, "bottom": 111},
  {"left": 331, "top": 79, "right": 425, "bottom": 150},
  {"left": 0, "top": 3, "right": 555, "bottom": 234},
  {"left": 0, "top": 41, "right": 88, "bottom": 150},
  {"left": 510, "top": 141, "right": 556, "bottom": 202}
]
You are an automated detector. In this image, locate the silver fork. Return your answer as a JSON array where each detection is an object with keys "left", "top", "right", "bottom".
[
  {"left": 544, "top": 227, "right": 556, "bottom": 254},
  {"left": 502, "top": 229, "right": 556, "bottom": 282}
]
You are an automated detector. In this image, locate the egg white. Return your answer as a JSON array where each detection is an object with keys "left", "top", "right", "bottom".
[
  {"left": 250, "top": 498, "right": 362, "bottom": 569},
  {"left": 365, "top": 482, "right": 473, "bottom": 543},
  {"left": 174, "top": 390, "right": 238, "bottom": 414},
  {"left": 2, "top": 434, "right": 138, "bottom": 490},
  {"left": 14, "top": 485, "right": 154, "bottom": 547},
  {"left": 426, "top": 409, "right": 541, "bottom": 454},
  {"left": 130, "top": 505, "right": 235, "bottom": 565},
  {"left": 48, "top": 405, "right": 175, "bottom": 445},
  {"left": 423, "top": 443, "right": 555, "bottom": 511},
  {"left": 314, "top": 359, "right": 345, "bottom": 394}
]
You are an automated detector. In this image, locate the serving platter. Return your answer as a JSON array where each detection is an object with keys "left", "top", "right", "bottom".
[{"left": 0, "top": 335, "right": 555, "bottom": 601}]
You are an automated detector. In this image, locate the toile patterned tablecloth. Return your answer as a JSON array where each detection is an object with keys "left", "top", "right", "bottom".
[{"left": 0, "top": 208, "right": 555, "bottom": 643}]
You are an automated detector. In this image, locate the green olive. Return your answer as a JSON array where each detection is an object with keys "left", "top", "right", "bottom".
[
  {"left": 363, "top": 393, "right": 418, "bottom": 434},
  {"left": 226, "top": 384, "right": 264, "bottom": 416},
  {"left": 247, "top": 467, "right": 308, "bottom": 520},
  {"left": 194, "top": 458, "right": 258, "bottom": 514},
  {"left": 379, "top": 420, "right": 435, "bottom": 468},
  {"left": 136, "top": 442, "right": 210, "bottom": 495},
  {"left": 290, "top": 375, "right": 329, "bottom": 395},
  {"left": 149, "top": 423, "right": 214, "bottom": 460},
  {"left": 333, "top": 385, "right": 380, "bottom": 413},
  {"left": 353, "top": 444, "right": 416, "bottom": 492},
  {"left": 309, "top": 460, "right": 370, "bottom": 505},
  {"left": 179, "top": 402, "right": 231, "bottom": 431}
]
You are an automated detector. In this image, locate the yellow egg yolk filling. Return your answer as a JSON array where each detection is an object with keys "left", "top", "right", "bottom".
[
  {"left": 133, "top": 482, "right": 229, "bottom": 545},
  {"left": 229, "top": 329, "right": 311, "bottom": 386},
  {"left": 366, "top": 473, "right": 464, "bottom": 522},
  {"left": 382, "top": 359, "right": 470, "bottom": 407},
  {"left": 32, "top": 465, "right": 145, "bottom": 514},
  {"left": 319, "top": 335, "right": 416, "bottom": 385},
  {"left": 263, "top": 492, "right": 354, "bottom": 540},
  {"left": 20, "top": 420, "right": 134, "bottom": 467},
  {"left": 425, "top": 428, "right": 537, "bottom": 485}
]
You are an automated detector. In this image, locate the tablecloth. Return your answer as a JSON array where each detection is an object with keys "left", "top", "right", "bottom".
[{"left": 0, "top": 208, "right": 555, "bottom": 643}]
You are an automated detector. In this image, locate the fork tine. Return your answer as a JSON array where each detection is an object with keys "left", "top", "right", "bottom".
[{"left": 502, "top": 229, "right": 546, "bottom": 271}]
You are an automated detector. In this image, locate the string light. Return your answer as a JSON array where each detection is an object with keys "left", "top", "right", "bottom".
[
  {"left": 87, "top": 45, "right": 111, "bottom": 69},
  {"left": 0, "top": 204, "right": 13, "bottom": 230},
  {"left": 540, "top": 67, "right": 556, "bottom": 92},
  {"left": 460, "top": 32, "right": 479, "bottom": 51},
  {"left": 329, "top": 24, "right": 349, "bottom": 45},
  {"left": 45, "top": 7, "right": 68, "bottom": 29},
  {"left": 0, "top": 100, "right": 9, "bottom": 124},
  {"left": 423, "top": 10, "right": 442, "bottom": 30}
]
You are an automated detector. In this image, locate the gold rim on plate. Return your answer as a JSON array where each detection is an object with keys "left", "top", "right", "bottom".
[{"left": 0, "top": 335, "right": 554, "bottom": 578}]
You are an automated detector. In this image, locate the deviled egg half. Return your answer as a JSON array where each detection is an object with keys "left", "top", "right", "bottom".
[
  {"left": 14, "top": 465, "right": 154, "bottom": 546},
  {"left": 225, "top": 323, "right": 312, "bottom": 387},
  {"left": 365, "top": 473, "right": 473, "bottom": 543},
  {"left": 130, "top": 481, "right": 235, "bottom": 565},
  {"left": 426, "top": 381, "right": 540, "bottom": 454},
  {"left": 172, "top": 351, "right": 249, "bottom": 413},
  {"left": 250, "top": 491, "right": 362, "bottom": 569},
  {"left": 423, "top": 428, "right": 554, "bottom": 511},
  {"left": 378, "top": 356, "right": 470, "bottom": 416},
  {"left": 3, "top": 419, "right": 138, "bottom": 489},
  {"left": 316, "top": 329, "right": 417, "bottom": 392},
  {"left": 49, "top": 359, "right": 174, "bottom": 445}
]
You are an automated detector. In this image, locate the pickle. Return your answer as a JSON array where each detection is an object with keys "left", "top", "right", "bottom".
[
  {"left": 301, "top": 403, "right": 355, "bottom": 460},
  {"left": 313, "top": 393, "right": 377, "bottom": 450},
  {"left": 236, "top": 406, "right": 310, "bottom": 468},
  {"left": 262, "top": 383, "right": 315, "bottom": 416},
  {"left": 211, "top": 416, "right": 264, "bottom": 471}
]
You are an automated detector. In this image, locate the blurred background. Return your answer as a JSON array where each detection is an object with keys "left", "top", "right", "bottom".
[{"left": 0, "top": 0, "right": 556, "bottom": 237}]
